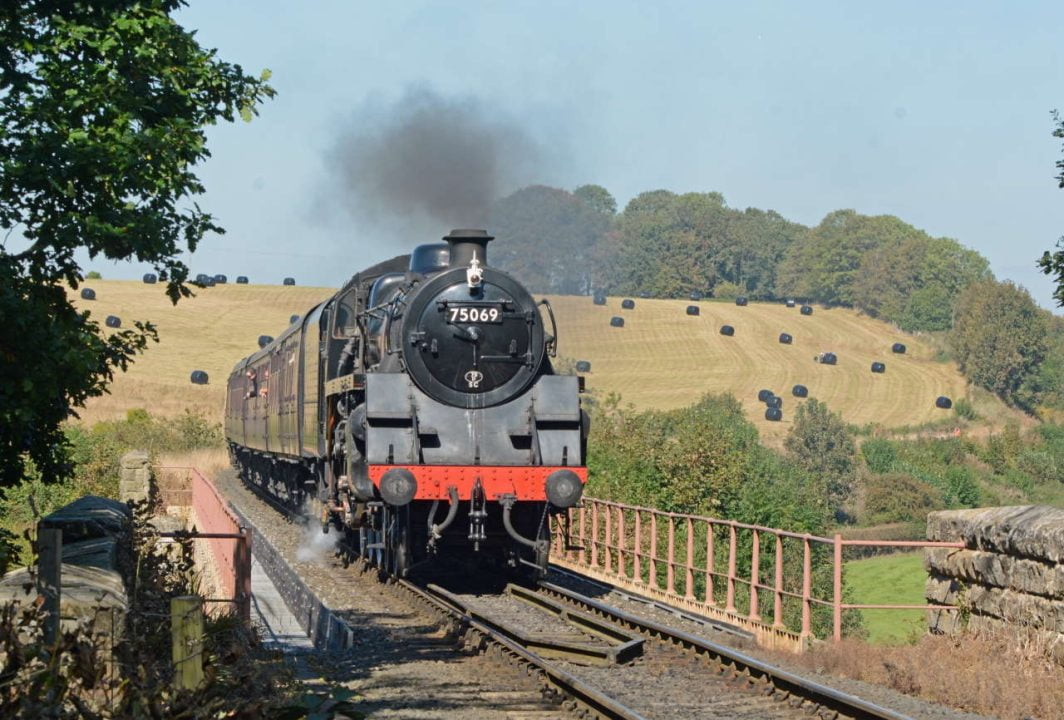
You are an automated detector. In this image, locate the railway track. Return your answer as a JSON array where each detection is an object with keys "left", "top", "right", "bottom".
[{"left": 229, "top": 472, "right": 914, "bottom": 719}]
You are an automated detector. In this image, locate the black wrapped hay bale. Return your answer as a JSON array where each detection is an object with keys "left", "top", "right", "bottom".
[
  {"left": 236, "top": 276, "right": 249, "bottom": 284},
  {"left": 214, "top": 274, "right": 227, "bottom": 284},
  {"left": 935, "top": 396, "right": 953, "bottom": 409},
  {"left": 142, "top": 273, "right": 157, "bottom": 284},
  {"left": 105, "top": 315, "right": 121, "bottom": 328},
  {"left": 621, "top": 298, "right": 635, "bottom": 309},
  {"left": 792, "top": 384, "right": 808, "bottom": 398},
  {"left": 765, "top": 407, "right": 782, "bottom": 422},
  {"left": 283, "top": 277, "right": 296, "bottom": 286},
  {"left": 290, "top": 314, "right": 300, "bottom": 324},
  {"left": 194, "top": 273, "right": 209, "bottom": 284},
  {"left": 817, "top": 352, "right": 837, "bottom": 365},
  {"left": 786, "top": 299, "right": 796, "bottom": 308},
  {"left": 639, "top": 291, "right": 649, "bottom": 299},
  {"left": 757, "top": 389, "right": 774, "bottom": 402},
  {"left": 871, "top": 362, "right": 886, "bottom": 373},
  {"left": 720, "top": 324, "right": 734, "bottom": 336},
  {"left": 735, "top": 296, "right": 748, "bottom": 306},
  {"left": 575, "top": 360, "right": 592, "bottom": 373},
  {"left": 190, "top": 370, "right": 209, "bottom": 385},
  {"left": 800, "top": 305, "right": 813, "bottom": 316},
  {"left": 689, "top": 290, "right": 702, "bottom": 301},
  {"left": 80, "top": 288, "right": 96, "bottom": 300},
  {"left": 257, "top": 335, "right": 273, "bottom": 348},
  {"left": 779, "top": 333, "right": 793, "bottom": 344},
  {"left": 610, "top": 316, "right": 625, "bottom": 328},
  {"left": 686, "top": 305, "right": 700, "bottom": 316},
  {"left": 204, "top": 276, "right": 216, "bottom": 287},
  {"left": 766, "top": 395, "right": 782, "bottom": 409},
  {"left": 892, "top": 342, "right": 906, "bottom": 354},
  {"left": 593, "top": 292, "right": 607, "bottom": 305}
]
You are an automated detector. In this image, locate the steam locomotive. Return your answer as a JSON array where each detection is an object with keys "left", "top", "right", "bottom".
[{"left": 224, "top": 230, "right": 588, "bottom": 576}]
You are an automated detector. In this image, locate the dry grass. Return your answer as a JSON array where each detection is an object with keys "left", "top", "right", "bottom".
[
  {"left": 70, "top": 282, "right": 1021, "bottom": 445},
  {"left": 155, "top": 447, "right": 232, "bottom": 477},
  {"left": 69, "top": 280, "right": 333, "bottom": 425},
  {"left": 780, "top": 628, "right": 1064, "bottom": 719}
]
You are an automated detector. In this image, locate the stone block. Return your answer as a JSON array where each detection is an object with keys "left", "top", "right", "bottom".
[
  {"left": 119, "top": 449, "right": 152, "bottom": 504},
  {"left": 0, "top": 563, "right": 127, "bottom": 638},
  {"left": 927, "top": 505, "right": 1064, "bottom": 563},
  {"left": 924, "top": 547, "right": 1064, "bottom": 599}
]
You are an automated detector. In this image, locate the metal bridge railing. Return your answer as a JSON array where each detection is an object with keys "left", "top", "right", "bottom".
[{"left": 552, "top": 497, "right": 964, "bottom": 651}]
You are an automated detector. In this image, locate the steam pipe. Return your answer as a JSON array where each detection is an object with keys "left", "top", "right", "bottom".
[
  {"left": 427, "top": 486, "right": 460, "bottom": 543},
  {"left": 444, "top": 229, "right": 493, "bottom": 267},
  {"left": 498, "top": 494, "right": 548, "bottom": 553}
]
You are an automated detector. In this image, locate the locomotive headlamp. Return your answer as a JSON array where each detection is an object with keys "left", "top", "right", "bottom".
[
  {"left": 380, "top": 468, "right": 417, "bottom": 506},
  {"left": 545, "top": 469, "right": 583, "bottom": 508}
]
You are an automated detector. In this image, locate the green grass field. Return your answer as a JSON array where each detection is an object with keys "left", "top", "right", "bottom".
[
  {"left": 69, "top": 281, "right": 1019, "bottom": 443},
  {"left": 844, "top": 552, "right": 926, "bottom": 644}
]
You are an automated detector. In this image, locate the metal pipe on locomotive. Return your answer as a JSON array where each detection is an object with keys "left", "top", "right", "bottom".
[{"left": 224, "top": 230, "right": 588, "bottom": 576}]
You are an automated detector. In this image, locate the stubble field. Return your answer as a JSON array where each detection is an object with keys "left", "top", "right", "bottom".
[{"left": 71, "top": 280, "right": 988, "bottom": 443}]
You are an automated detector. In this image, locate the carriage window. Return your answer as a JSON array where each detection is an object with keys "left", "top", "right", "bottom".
[{"left": 333, "top": 289, "right": 358, "bottom": 338}]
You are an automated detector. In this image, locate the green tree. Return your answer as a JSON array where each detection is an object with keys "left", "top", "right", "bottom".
[
  {"left": 489, "top": 185, "right": 610, "bottom": 294},
  {"left": 1039, "top": 110, "right": 1064, "bottom": 306},
  {"left": 573, "top": 183, "right": 617, "bottom": 216},
  {"left": 950, "top": 280, "right": 1050, "bottom": 410},
  {"left": 0, "top": 1, "right": 274, "bottom": 488},
  {"left": 784, "top": 399, "right": 856, "bottom": 508}
]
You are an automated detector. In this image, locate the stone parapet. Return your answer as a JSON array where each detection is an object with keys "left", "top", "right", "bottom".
[
  {"left": 926, "top": 505, "right": 1064, "bottom": 664},
  {"left": 119, "top": 450, "right": 152, "bottom": 504}
]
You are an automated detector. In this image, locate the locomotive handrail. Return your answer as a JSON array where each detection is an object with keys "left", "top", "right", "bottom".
[{"left": 538, "top": 298, "right": 558, "bottom": 357}]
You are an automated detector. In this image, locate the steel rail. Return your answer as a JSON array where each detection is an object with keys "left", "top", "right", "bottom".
[
  {"left": 393, "top": 577, "right": 648, "bottom": 720},
  {"left": 537, "top": 580, "right": 915, "bottom": 720}
]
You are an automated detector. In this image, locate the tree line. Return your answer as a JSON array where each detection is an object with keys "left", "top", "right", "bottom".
[{"left": 489, "top": 184, "right": 1063, "bottom": 413}]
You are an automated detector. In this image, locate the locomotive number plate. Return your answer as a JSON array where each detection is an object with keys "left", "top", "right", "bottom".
[{"left": 446, "top": 304, "right": 504, "bottom": 324}]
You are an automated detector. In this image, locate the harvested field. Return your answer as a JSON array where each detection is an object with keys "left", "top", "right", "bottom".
[{"left": 70, "top": 282, "right": 1011, "bottom": 443}]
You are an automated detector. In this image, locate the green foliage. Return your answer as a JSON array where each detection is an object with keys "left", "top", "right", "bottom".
[
  {"left": 84, "top": 270, "right": 102, "bottom": 279},
  {"left": 595, "top": 191, "right": 804, "bottom": 299},
  {"left": 711, "top": 280, "right": 742, "bottom": 300},
  {"left": 586, "top": 393, "right": 831, "bottom": 532},
  {"left": 490, "top": 185, "right": 611, "bottom": 294},
  {"left": 0, "top": 409, "right": 222, "bottom": 565},
  {"left": 0, "top": 1, "right": 273, "bottom": 489},
  {"left": 776, "top": 210, "right": 990, "bottom": 330},
  {"left": 1039, "top": 110, "right": 1064, "bottom": 307},
  {"left": 950, "top": 280, "right": 1050, "bottom": 410},
  {"left": 860, "top": 438, "right": 898, "bottom": 474},
  {"left": 573, "top": 183, "right": 617, "bottom": 216},
  {"left": 785, "top": 399, "right": 857, "bottom": 507},
  {"left": 953, "top": 398, "right": 978, "bottom": 421}
]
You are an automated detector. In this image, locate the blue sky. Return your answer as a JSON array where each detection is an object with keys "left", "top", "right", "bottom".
[{"left": 93, "top": 1, "right": 1064, "bottom": 310}]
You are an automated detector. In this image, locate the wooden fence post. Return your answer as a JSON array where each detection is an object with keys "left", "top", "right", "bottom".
[
  {"left": 171, "top": 595, "right": 204, "bottom": 691},
  {"left": 37, "top": 527, "right": 62, "bottom": 645}
]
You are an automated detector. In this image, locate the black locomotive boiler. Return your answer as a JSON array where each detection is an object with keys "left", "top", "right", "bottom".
[{"left": 224, "top": 230, "right": 588, "bottom": 576}]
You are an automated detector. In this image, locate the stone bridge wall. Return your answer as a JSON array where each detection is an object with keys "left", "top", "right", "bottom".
[{"left": 925, "top": 505, "right": 1064, "bottom": 663}]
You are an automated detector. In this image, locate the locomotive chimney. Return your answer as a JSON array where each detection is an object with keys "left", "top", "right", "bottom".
[{"left": 444, "top": 228, "right": 493, "bottom": 267}]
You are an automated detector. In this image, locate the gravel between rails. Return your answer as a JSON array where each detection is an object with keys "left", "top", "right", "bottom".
[
  {"left": 545, "top": 569, "right": 994, "bottom": 720},
  {"left": 213, "top": 469, "right": 566, "bottom": 719}
]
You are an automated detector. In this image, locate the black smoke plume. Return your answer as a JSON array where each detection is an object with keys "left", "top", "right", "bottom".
[{"left": 326, "top": 87, "right": 542, "bottom": 231}]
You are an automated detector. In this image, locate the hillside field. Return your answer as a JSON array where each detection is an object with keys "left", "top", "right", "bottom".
[{"left": 70, "top": 280, "right": 998, "bottom": 442}]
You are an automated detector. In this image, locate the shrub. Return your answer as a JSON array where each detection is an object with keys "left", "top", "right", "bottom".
[
  {"left": 953, "top": 398, "right": 978, "bottom": 420},
  {"left": 944, "top": 466, "right": 980, "bottom": 507},
  {"left": 712, "top": 280, "right": 742, "bottom": 300},
  {"left": 863, "top": 473, "right": 944, "bottom": 525},
  {"left": 861, "top": 439, "right": 897, "bottom": 474},
  {"left": 785, "top": 399, "right": 857, "bottom": 507},
  {"left": 85, "top": 270, "right": 102, "bottom": 279}
]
